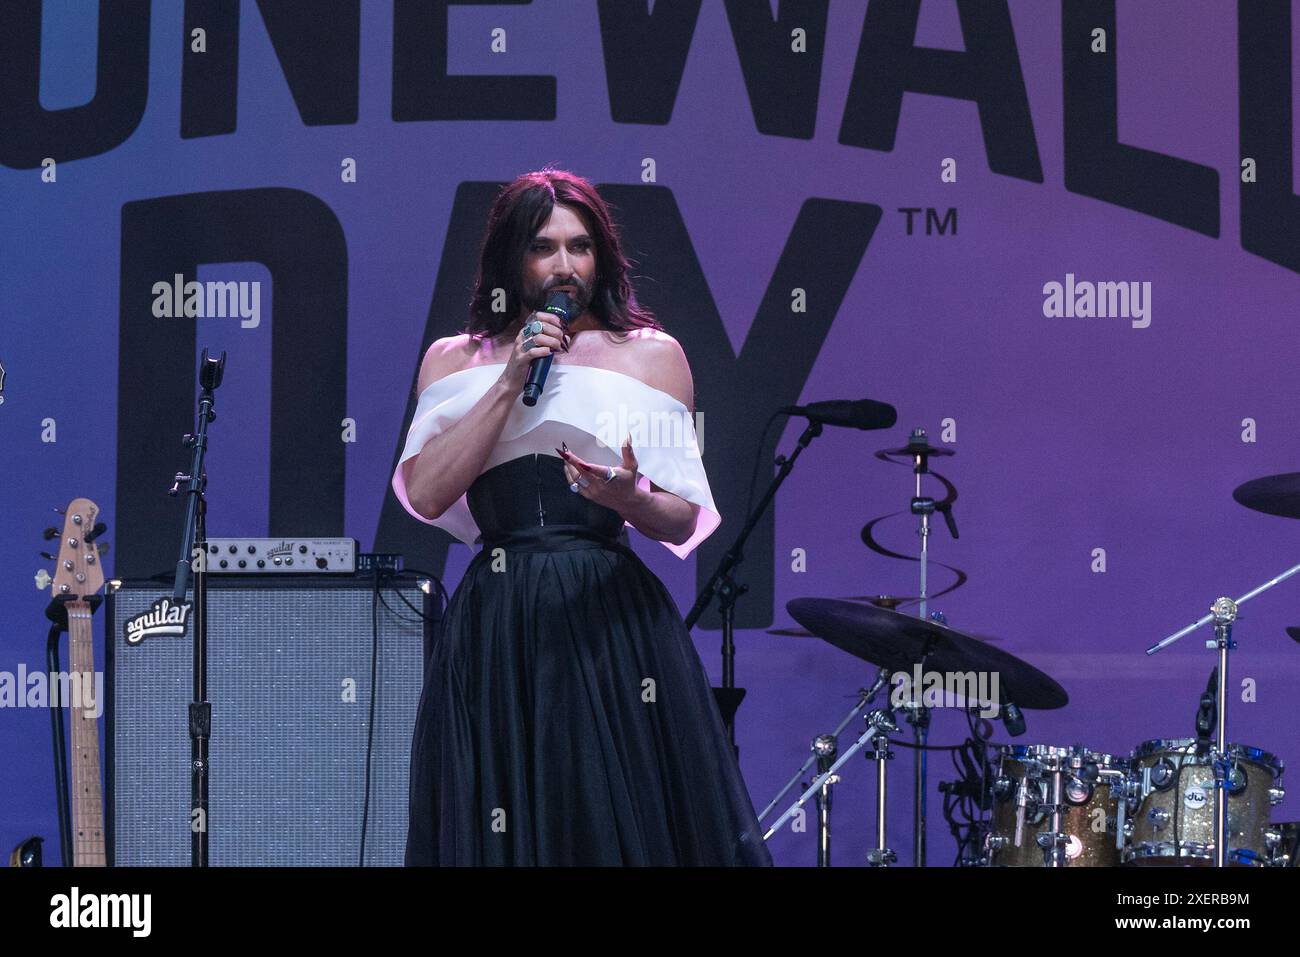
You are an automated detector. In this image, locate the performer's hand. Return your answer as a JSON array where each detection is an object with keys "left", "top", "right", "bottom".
[
  {"left": 498, "top": 311, "right": 569, "bottom": 391},
  {"left": 557, "top": 436, "right": 642, "bottom": 512}
]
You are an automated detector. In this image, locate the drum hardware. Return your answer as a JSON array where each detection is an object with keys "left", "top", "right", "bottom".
[
  {"left": 775, "top": 597, "right": 1067, "bottom": 866},
  {"left": 887, "top": 428, "right": 954, "bottom": 865},
  {"left": 758, "top": 668, "right": 890, "bottom": 846},
  {"left": 1128, "top": 476, "right": 1300, "bottom": 867},
  {"left": 1144, "top": 509, "right": 1300, "bottom": 866},
  {"left": 760, "top": 678, "right": 904, "bottom": 864},
  {"left": 1039, "top": 766, "right": 1069, "bottom": 868},
  {"left": 984, "top": 745, "right": 1128, "bottom": 867},
  {"left": 867, "top": 428, "right": 963, "bottom": 865},
  {"left": 812, "top": 734, "right": 838, "bottom": 868},
  {"left": 1106, "top": 767, "right": 1136, "bottom": 852},
  {"left": 1264, "top": 822, "right": 1300, "bottom": 866},
  {"left": 865, "top": 708, "right": 899, "bottom": 867}
]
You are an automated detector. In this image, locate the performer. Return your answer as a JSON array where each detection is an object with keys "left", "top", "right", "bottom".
[{"left": 393, "top": 168, "right": 772, "bottom": 865}]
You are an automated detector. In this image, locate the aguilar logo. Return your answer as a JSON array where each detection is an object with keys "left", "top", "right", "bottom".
[{"left": 124, "top": 597, "right": 192, "bottom": 645}]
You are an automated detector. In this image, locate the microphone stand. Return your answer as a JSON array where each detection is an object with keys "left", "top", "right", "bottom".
[
  {"left": 169, "top": 348, "right": 225, "bottom": 868},
  {"left": 685, "top": 419, "right": 824, "bottom": 753}
]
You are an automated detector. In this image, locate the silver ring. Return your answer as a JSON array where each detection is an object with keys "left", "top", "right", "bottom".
[
  {"left": 522, "top": 336, "right": 535, "bottom": 351},
  {"left": 525, "top": 319, "right": 543, "bottom": 336},
  {"left": 569, "top": 481, "right": 581, "bottom": 494},
  {"left": 604, "top": 466, "right": 616, "bottom": 483}
]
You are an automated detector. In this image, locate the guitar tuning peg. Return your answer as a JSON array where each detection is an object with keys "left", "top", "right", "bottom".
[
  {"left": 34, "top": 569, "right": 52, "bottom": 590},
  {"left": 51, "top": 505, "right": 66, "bottom": 515},
  {"left": 42, "top": 526, "right": 59, "bottom": 540},
  {"left": 39, "top": 551, "right": 55, "bottom": 561},
  {"left": 84, "top": 521, "right": 108, "bottom": 543}
]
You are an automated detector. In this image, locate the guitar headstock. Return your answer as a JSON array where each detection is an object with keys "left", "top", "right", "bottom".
[{"left": 48, "top": 498, "right": 106, "bottom": 601}]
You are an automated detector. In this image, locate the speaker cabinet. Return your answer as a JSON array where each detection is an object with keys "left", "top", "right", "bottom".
[{"left": 105, "top": 574, "right": 435, "bottom": 865}]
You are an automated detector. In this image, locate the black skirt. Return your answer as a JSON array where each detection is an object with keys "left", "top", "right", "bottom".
[{"left": 404, "top": 455, "right": 772, "bottom": 866}]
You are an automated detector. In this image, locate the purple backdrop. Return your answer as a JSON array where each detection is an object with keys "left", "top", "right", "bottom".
[{"left": 2, "top": 1, "right": 1298, "bottom": 866}]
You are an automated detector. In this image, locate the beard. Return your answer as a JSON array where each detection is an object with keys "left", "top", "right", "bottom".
[{"left": 521, "top": 273, "right": 594, "bottom": 319}]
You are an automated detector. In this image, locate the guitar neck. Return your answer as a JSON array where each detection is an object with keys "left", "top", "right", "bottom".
[{"left": 66, "top": 600, "right": 105, "bottom": 867}]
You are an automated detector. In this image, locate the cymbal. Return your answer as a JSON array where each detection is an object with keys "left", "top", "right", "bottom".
[
  {"left": 879, "top": 438, "right": 954, "bottom": 459},
  {"left": 838, "top": 594, "right": 916, "bottom": 609},
  {"left": 1232, "top": 472, "right": 1300, "bottom": 519},
  {"left": 766, "top": 623, "right": 1004, "bottom": 643},
  {"left": 767, "top": 627, "right": 816, "bottom": 638},
  {"left": 786, "top": 598, "right": 1068, "bottom": 710}
]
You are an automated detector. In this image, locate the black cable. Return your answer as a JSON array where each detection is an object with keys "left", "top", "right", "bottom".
[
  {"left": 377, "top": 587, "right": 422, "bottom": 624},
  {"left": 890, "top": 739, "right": 964, "bottom": 752},
  {"left": 401, "top": 567, "right": 450, "bottom": 617},
  {"left": 742, "top": 411, "right": 784, "bottom": 529},
  {"left": 45, "top": 622, "right": 73, "bottom": 867},
  {"left": 357, "top": 576, "right": 382, "bottom": 866},
  {"left": 387, "top": 587, "right": 431, "bottom": 622},
  {"left": 357, "top": 567, "right": 445, "bottom": 864},
  {"left": 937, "top": 707, "right": 995, "bottom": 865}
]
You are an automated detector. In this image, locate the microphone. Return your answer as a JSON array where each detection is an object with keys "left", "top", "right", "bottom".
[
  {"left": 521, "top": 290, "right": 578, "bottom": 406},
  {"left": 780, "top": 399, "right": 898, "bottom": 431},
  {"left": 1194, "top": 666, "right": 1217, "bottom": 757},
  {"left": 1000, "top": 699, "right": 1026, "bottom": 737}
]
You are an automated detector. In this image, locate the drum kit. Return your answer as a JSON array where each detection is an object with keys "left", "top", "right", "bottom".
[{"left": 760, "top": 435, "right": 1298, "bottom": 867}]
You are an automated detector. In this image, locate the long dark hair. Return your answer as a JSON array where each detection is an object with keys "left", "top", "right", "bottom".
[{"left": 463, "top": 168, "right": 662, "bottom": 340}]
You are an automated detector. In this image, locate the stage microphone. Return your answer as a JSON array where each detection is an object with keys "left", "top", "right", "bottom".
[
  {"left": 1000, "top": 699, "right": 1026, "bottom": 737},
  {"left": 780, "top": 399, "right": 898, "bottom": 431},
  {"left": 1194, "top": 666, "right": 1217, "bottom": 757},
  {"left": 521, "top": 290, "right": 578, "bottom": 406}
]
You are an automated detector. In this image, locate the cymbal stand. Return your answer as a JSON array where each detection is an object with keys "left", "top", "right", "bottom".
[
  {"left": 865, "top": 708, "right": 899, "bottom": 866},
  {"left": 758, "top": 670, "right": 889, "bottom": 861},
  {"left": 812, "top": 735, "right": 837, "bottom": 867},
  {"left": 761, "top": 675, "right": 895, "bottom": 848},
  {"left": 903, "top": 427, "right": 956, "bottom": 866}
]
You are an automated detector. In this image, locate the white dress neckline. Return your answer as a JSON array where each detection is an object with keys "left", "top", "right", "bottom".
[
  {"left": 424, "top": 361, "right": 690, "bottom": 412},
  {"left": 393, "top": 362, "right": 718, "bottom": 560}
]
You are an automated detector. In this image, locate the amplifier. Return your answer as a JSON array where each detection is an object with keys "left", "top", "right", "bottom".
[
  {"left": 104, "top": 573, "right": 436, "bottom": 866},
  {"left": 201, "top": 537, "right": 356, "bottom": 573}
]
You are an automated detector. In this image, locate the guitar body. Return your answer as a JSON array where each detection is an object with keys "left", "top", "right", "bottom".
[{"left": 9, "top": 836, "right": 44, "bottom": 867}]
